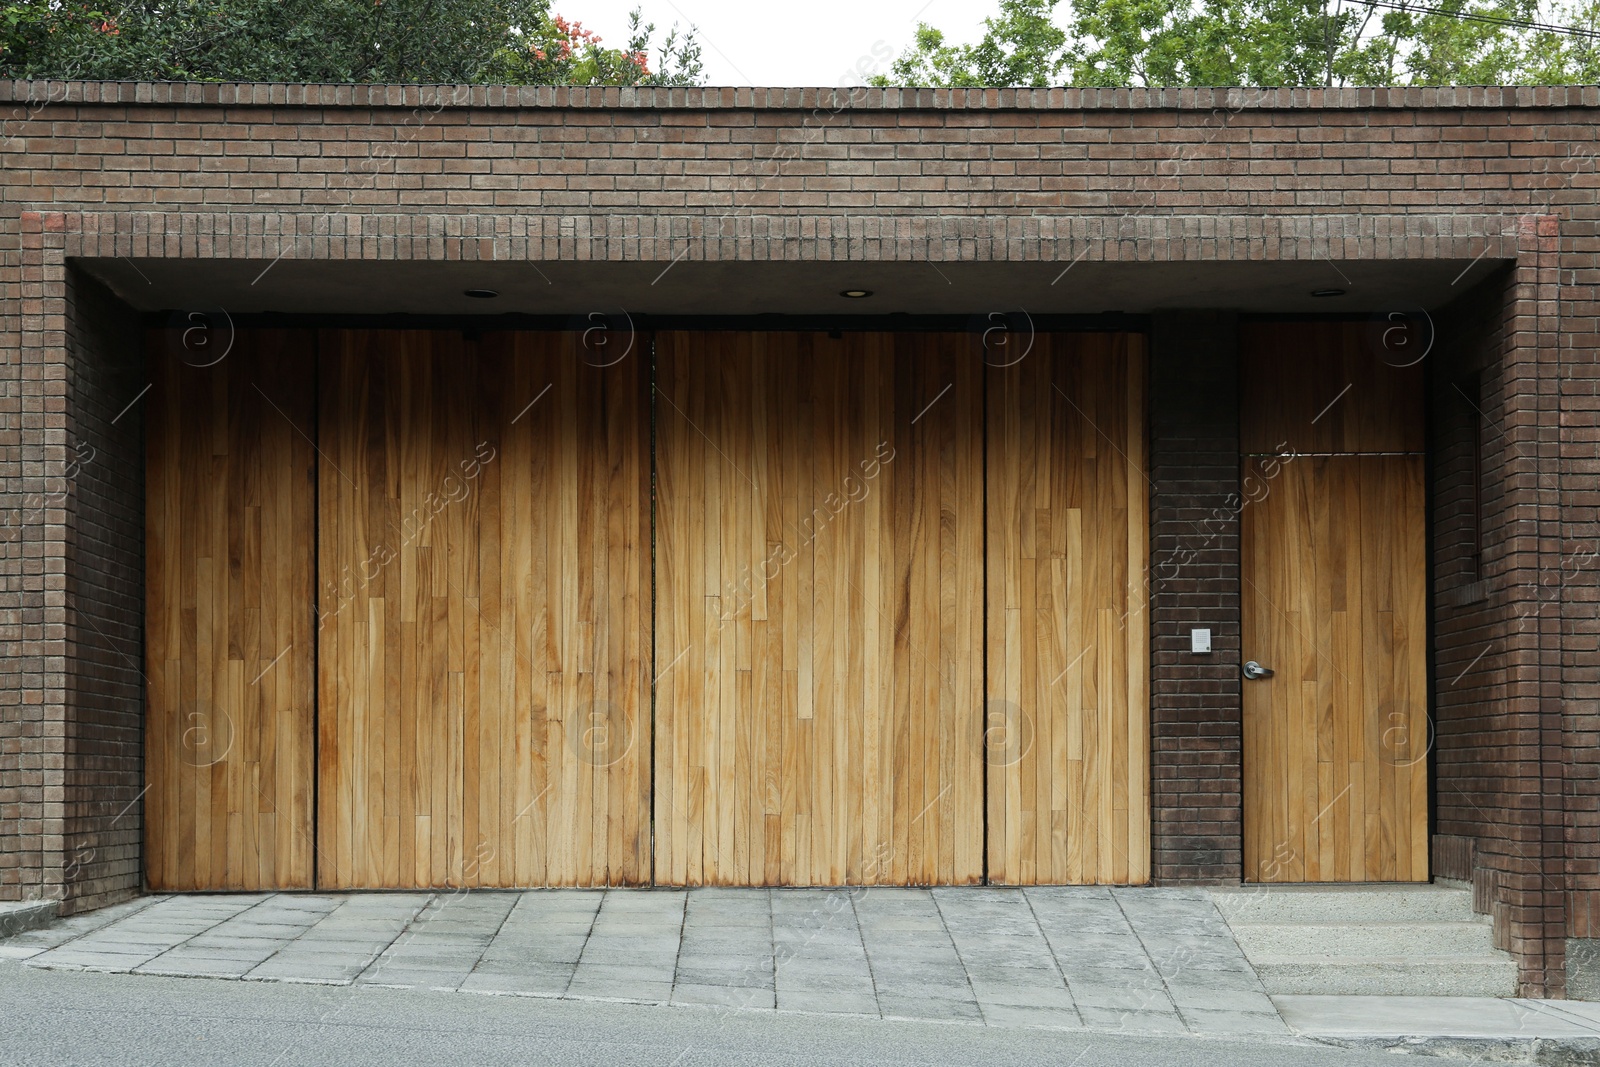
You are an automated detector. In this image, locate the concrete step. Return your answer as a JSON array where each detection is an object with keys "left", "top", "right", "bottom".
[
  {"left": 1230, "top": 920, "right": 1503, "bottom": 961},
  {"left": 1211, "top": 884, "right": 1519, "bottom": 998},
  {"left": 1211, "top": 884, "right": 1484, "bottom": 924},
  {"left": 1254, "top": 959, "right": 1519, "bottom": 997}
]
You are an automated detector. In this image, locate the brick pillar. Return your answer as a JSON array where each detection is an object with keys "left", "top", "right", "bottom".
[
  {"left": 1431, "top": 219, "right": 1571, "bottom": 997},
  {"left": 60, "top": 268, "right": 145, "bottom": 912},
  {"left": 0, "top": 211, "right": 71, "bottom": 907},
  {"left": 1, "top": 219, "right": 145, "bottom": 913},
  {"left": 1147, "top": 312, "right": 1242, "bottom": 884}
]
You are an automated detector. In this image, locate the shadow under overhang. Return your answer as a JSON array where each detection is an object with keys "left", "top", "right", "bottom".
[{"left": 77, "top": 257, "right": 1506, "bottom": 319}]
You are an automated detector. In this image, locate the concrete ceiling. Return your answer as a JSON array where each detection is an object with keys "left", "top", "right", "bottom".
[{"left": 78, "top": 256, "right": 1505, "bottom": 319}]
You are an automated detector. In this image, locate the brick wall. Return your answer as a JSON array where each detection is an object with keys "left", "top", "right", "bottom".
[
  {"left": 1429, "top": 223, "right": 1585, "bottom": 997},
  {"left": 1148, "top": 312, "right": 1242, "bottom": 884},
  {"left": 60, "top": 268, "right": 144, "bottom": 913},
  {"left": 2, "top": 80, "right": 1598, "bottom": 992},
  {"left": 0, "top": 209, "right": 70, "bottom": 906}
]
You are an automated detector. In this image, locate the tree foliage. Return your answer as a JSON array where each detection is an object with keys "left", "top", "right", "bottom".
[
  {"left": 0, "top": 0, "right": 704, "bottom": 84},
  {"left": 875, "top": 0, "right": 1600, "bottom": 87}
]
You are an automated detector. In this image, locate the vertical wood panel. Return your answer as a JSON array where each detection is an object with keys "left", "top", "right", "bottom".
[
  {"left": 317, "top": 329, "right": 649, "bottom": 888},
  {"left": 655, "top": 331, "right": 984, "bottom": 886},
  {"left": 1240, "top": 319, "right": 1428, "bottom": 884},
  {"left": 985, "top": 333, "right": 1150, "bottom": 885},
  {"left": 146, "top": 328, "right": 316, "bottom": 891},
  {"left": 1241, "top": 455, "right": 1429, "bottom": 882}
]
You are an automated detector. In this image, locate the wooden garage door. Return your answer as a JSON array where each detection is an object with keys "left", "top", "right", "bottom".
[
  {"left": 146, "top": 328, "right": 317, "bottom": 891},
  {"left": 654, "top": 332, "right": 984, "bottom": 885},
  {"left": 148, "top": 326, "right": 1155, "bottom": 890},
  {"left": 1240, "top": 321, "right": 1428, "bottom": 882},
  {"left": 985, "top": 333, "right": 1150, "bottom": 885},
  {"left": 316, "top": 329, "right": 650, "bottom": 888}
]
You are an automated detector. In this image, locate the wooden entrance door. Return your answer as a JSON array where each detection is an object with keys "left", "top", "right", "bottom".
[
  {"left": 316, "top": 329, "right": 651, "bottom": 888},
  {"left": 1240, "top": 322, "right": 1429, "bottom": 883}
]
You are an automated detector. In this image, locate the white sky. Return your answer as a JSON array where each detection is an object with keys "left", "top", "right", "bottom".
[{"left": 556, "top": 0, "right": 1001, "bottom": 86}]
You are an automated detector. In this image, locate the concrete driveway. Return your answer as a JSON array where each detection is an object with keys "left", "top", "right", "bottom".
[{"left": 5, "top": 887, "right": 1285, "bottom": 1039}]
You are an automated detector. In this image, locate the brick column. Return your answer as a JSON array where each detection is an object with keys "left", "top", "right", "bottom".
[
  {"left": 1, "top": 216, "right": 144, "bottom": 913},
  {"left": 1147, "top": 312, "right": 1243, "bottom": 884},
  {"left": 1431, "top": 218, "right": 1572, "bottom": 997}
]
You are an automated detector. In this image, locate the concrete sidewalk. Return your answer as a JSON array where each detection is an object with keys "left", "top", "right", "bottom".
[
  {"left": 6, "top": 887, "right": 1286, "bottom": 1039},
  {"left": 8, "top": 888, "right": 1600, "bottom": 1062},
  {"left": 1275, "top": 995, "right": 1600, "bottom": 1063}
]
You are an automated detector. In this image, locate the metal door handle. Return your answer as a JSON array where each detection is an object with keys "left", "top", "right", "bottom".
[{"left": 1242, "top": 661, "right": 1275, "bottom": 680}]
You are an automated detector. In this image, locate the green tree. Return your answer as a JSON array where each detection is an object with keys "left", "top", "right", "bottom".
[
  {"left": 881, "top": 0, "right": 1067, "bottom": 86},
  {"left": 0, "top": 0, "right": 703, "bottom": 84},
  {"left": 874, "top": 0, "right": 1600, "bottom": 87}
]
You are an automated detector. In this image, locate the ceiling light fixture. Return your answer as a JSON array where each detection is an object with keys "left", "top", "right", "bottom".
[
  {"left": 839, "top": 289, "right": 873, "bottom": 298},
  {"left": 1310, "top": 288, "right": 1346, "bottom": 298},
  {"left": 464, "top": 288, "right": 499, "bottom": 299}
]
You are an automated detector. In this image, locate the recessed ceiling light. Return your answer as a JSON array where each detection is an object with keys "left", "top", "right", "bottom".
[
  {"left": 464, "top": 288, "right": 499, "bottom": 299},
  {"left": 839, "top": 289, "right": 873, "bottom": 298},
  {"left": 1310, "top": 288, "right": 1346, "bottom": 298}
]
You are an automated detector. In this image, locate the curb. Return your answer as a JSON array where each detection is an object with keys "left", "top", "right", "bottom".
[
  {"left": 1309, "top": 1034, "right": 1600, "bottom": 1066},
  {"left": 0, "top": 900, "right": 59, "bottom": 940}
]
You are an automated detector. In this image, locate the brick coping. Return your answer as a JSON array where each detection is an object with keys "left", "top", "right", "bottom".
[{"left": 3, "top": 79, "right": 1599, "bottom": 111}]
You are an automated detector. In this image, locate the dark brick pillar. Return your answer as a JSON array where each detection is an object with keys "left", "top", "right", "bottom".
[
  {"left": 1147, "top": 312, "right": 1242, "bottom": 885},
  {"left": 60, "top": 268, "right": 145, "bottom": 912},
  {"left": 1430, "top": 221, "right": 1575, "bottom": 998}
]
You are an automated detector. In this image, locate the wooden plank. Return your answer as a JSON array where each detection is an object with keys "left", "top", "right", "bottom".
[
  {"left": 653, "top": 331, "right": 983, "bottom": 886},
  {"left": 316, "top": 329, "right": 650, "bottom": 889},
  {"left": 146, "top": 328, "right": 316, "bottom": 891},
  {"left": 985, "top": 333, "right": 1151, "bottom": 885}
]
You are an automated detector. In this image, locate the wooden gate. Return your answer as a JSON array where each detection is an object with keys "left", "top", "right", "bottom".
[
  {"left": 1240, "top": 321, "right": 1429, "bottom": 883},
  {"left": 985, "top": 333, "right": 1150, "bottom": 885},
  {"left": 146, "top": 328, "right": 317, "bottom": 891},
  {"left": 316, "top": 329, "right": 650, "bottom": 888},
  {"left": 654, "top": 332, "right": 985, "bottom": 885},
  {"left": 147, "top": 326, "right": 1156, "bottom": 889}
]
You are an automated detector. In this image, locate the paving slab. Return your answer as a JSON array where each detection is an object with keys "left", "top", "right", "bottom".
[
  {"left": 776, "top": 990, "right": 880, "bottom": 1016},
  {"left": 1181, "top": 1008, "right": 1292, "bottom": 1036},
  {"left": 12, "top": 884, "right": 1337, "bottom": 1042},
  {"left": 977, "top": 1003, "right": 1084, "bottom": 1030},
  {"left": 671, "top": 982, "right": 775, "bottom": 1008},
  {"left": 562, "top": 977, "right": 674, "bottom": 1003},
  {"left": 458, "top": 970, "right": 573, "bottom": 996},
  {"left": 1076, "top": 1005, "right": 1189, "bottom": 1034}
]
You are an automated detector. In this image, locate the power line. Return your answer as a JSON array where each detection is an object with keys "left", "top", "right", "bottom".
[{"left": 1356, "top": 0, "right": 1600, "bottom": 41}]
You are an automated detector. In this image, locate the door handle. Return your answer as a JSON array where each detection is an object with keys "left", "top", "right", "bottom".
[{"left": 1242, "top": 660, "right": 1275, "bottom": 680}]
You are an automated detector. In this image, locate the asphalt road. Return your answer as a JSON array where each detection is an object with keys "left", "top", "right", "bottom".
[{"left": 0, "top": 961, "right": 1410, "bottom": 1067}]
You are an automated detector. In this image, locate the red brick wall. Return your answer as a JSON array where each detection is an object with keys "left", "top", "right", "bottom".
[{"left": 2, "top": 81, "right": 1598, "bottom": 992}]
